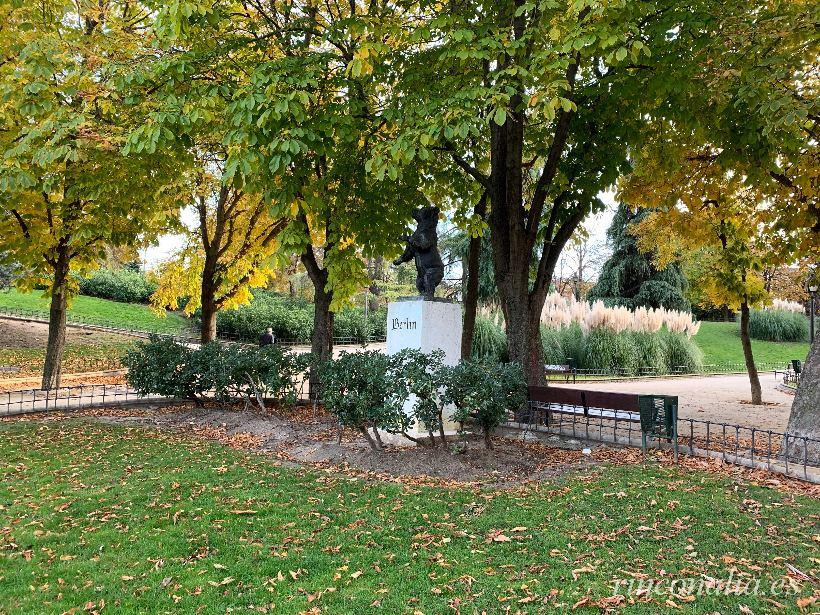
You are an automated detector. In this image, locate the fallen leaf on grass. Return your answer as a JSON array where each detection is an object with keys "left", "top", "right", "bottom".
[
  {"left": 207, "top": 577, "right": 234, "bottom": 587},
  {"left": 571, "top": 565, "right": 595, "bottom": 580},
  {"left": 796, "top": 596, "right": 816, "bottom": 609}
]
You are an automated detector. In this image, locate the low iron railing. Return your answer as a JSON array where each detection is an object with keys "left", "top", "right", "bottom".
[
  {"left": 544, "top": 362, "right": 788, "bottom": 382},
  {"left": 508, "top": 401, "right": 820, "bottom": 482},
  {"left": 0, "top": 384, "right": 168, "bottom": 417}
]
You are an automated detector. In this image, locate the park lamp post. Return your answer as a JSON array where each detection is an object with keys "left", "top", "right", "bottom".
[{"left": 810, "top": 284, "right": 818, "bottom": 343}]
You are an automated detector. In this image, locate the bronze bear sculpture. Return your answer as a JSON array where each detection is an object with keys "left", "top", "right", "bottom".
[{"left": 393, "top": 206, "right": 445, "bottom": 299}]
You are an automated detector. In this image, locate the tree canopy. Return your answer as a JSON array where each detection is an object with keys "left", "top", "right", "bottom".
[{"left": 0, "top": 0, "right": 184, "bottom": 387}]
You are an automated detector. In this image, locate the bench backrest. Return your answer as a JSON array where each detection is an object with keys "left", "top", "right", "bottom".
[{"left": 528, "top": 386, "right": 639, "bottom": 411}]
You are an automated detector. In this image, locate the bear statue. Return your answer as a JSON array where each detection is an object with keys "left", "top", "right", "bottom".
[{"left": 393, "top": 206, "right": 445, "bottom": 299}]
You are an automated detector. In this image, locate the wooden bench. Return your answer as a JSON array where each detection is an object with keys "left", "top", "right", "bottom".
[
  {"left": 520, "top": 386, "right": 679, "bottom": 458},
  {"left": 775, "top": 360, "right": 802, "bottom": 385},
  {"left": 525, "top": 386, "right": 641, "bottom": 424},
  {"left": 544, "top": 363, "right": 577, "bottom": 383}
]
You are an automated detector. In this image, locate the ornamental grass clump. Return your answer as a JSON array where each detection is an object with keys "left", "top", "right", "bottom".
[
  {"left": 583, "top": 328, "right": 639, "bottom": 376},
  {"left": 630, "top": 331, "right": 666, "bottom": 374},
  {"left": 477, "top": 295, "right": 703, "bottom": 375},
  {"left": 660, "top": 329, "right": 704, "bottom": 374},
  {"left": 749, "top": 308, "right": 809, "bottom": 342},
  {"left": 538, "top": 293, "right": 701, "bottom": 337},
  {"left": 471, "top": 313, "right": 508, "bottom": 362}
]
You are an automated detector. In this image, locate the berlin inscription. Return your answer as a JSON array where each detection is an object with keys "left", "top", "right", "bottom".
[{"left": 391, "top": 317, "right": 417, "bottom": 331}]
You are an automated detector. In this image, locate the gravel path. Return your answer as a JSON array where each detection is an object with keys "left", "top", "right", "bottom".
[{"left": 564, "top": 373, "right": 794, "bottom": 431}]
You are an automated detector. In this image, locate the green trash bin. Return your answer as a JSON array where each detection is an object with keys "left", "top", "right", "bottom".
[{"left": 638, "top": 395, "right": 679, "bottom": 461}]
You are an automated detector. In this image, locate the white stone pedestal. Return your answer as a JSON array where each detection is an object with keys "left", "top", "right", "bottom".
[{"left": 386, "top": 298, "right": 462, "bottom": 440}]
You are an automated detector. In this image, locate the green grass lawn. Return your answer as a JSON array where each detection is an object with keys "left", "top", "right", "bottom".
[
  {"left": 0, "top": 288, "right": 189, "bottom": 334},
  {"left": 0, "top": 421, "right": 816, "bottom": 613},
  {"left": 694, "top": 321, "right": 810, "bottom": 368}
]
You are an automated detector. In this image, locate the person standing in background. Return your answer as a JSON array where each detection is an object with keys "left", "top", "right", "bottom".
[{"left": 259, "top": 327, "right": 275, "bottom": 347}]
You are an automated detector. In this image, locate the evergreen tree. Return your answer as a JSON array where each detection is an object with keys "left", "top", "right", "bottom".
[{"left": 588, "top": 205, "right": 690, "bottom": 311}]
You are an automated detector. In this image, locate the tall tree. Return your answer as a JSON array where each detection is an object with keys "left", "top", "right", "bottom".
[
  {"left": 628, "top": 183, "right": 771, "bottom": 404},
  {"left": 588, "top": 204, "right": 690, "bottom": 311},
  {"left": 375, "top": 0, "right": 787, "bottom": 383},
  {"left": 0, "top": 0, "right": 182, "bottom": 389},
  {"left": 151, "top": 173, "right": 289, "bottom": 343},
  {"left": 621, "top": 0, "right": 817, "bottom": 408},
  {"left": 142, "top": 0, "right": 424, "bottom": 396}
]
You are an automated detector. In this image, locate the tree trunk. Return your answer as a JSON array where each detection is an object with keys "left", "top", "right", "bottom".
[
  {"left": 502, "top": 296, "right": 544, "bottom": 385},
  {"left": 368, "top": 256, "right": 383, "bottom": 313},
  {"left": 739, "top": 301, "right": 762, "bottom": 405},
  {"left": 784, "top": 335, "right": 820, "bottom": 465},
  {"left": 41, "top": 244, "right": 71, "bottom": 391},
  {"left": 302, "top": 245, "right": 333, "bottom": 400},
  {"left": 200, "top": 268, "right": 218, "bottom": 343},
  {"left": 483, "top": 428, "right": 493, "bottom": 450},
  {"left": 461, "top": 194, "right": 487, "bottom": 360}
]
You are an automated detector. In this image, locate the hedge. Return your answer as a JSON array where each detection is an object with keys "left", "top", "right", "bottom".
[
  {"left": 215, "top": 291, "right": 387, "bottom": 343},
  {"left": 79, "top": 268, "right": 157, "bottom": 304}
]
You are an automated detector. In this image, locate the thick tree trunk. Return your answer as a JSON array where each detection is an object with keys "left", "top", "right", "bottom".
[
  {"left": 739, "top": 301, "right": 762, "bottom": 405},
  {"left": 200, "top": 259, "right": 219, "bottom": 344},
  {"left": 461, "top": 194, "right": 487, "bottom": 360},
  {"left": 312, "top": 286, "right": 334, "bottom": 363},
  {"left": 502, "top": 296, "right": 544, "bottom": 385},
  {"left": 200, "top": 296, "right": 218, "bottom": 344},
  {"left": 784, "top": 336, "right": 820, "bottom": 465},
  {"left": 302, "top": 246, "right": 334, "bottom": 400},
  {"left": 41, "top": 244, "right": 71, "bottom": 391},
  {"left": 461, "top": 234, "right": 481, "bottom": 360}
]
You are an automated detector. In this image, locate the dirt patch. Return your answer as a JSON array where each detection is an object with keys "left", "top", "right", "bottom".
[
  {"left": 93, "top": 404, "right": 601, "bottom": 485},
  {"left": 0, "top": 318, "right": 136, "bottom": 350}
]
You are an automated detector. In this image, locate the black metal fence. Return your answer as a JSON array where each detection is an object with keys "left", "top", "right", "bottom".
[
  {"left": 2, "top": 382, "right": 818, "bottom": 483},
  {"left": 0, "top": 384, "right": 167, "bottom": 417},
  {"left": 509, "top": 401, "right": 820, "bottom": 482},
  {"left": 545, "top": 362, "right": 789, "bottom": 382}
]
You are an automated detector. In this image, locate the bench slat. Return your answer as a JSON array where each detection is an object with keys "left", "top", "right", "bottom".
[
  {"left": 531, "top": 401, "right": 640, "bottom": 422},
  {"left": 529, "top": 386, "right": 639, "bottom": 411}
]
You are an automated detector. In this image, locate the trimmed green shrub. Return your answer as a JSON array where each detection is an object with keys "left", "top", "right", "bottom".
[
  {"left": 319, "top": 351, "right": 407, "bottom": 450},
  {"left": 333, "top": 306, "right": 388, "bottom": 341},
  {"left": 442, "top": 360, "right": 526, "bottom": 449},
  {"left": 471, "top": 316, "right": 507, "bottom": 362},
  {"left": 749, "top": 309, "right": 809, "bottom": 343},
  {"left": 122, "top": 336, "right": 204, "bottom": 402},
  {"left": 123, "top": 336, "right": 305, "bottom": 407},
  {"left": 660, "top": 330, "right": 704, "bottom": 373},
  {"left": 583, "top": 328, "right": 639, "bottom": 375},
  {"left": 79, "top": 268, "right": 157, "bottom": 304},
  {"left": 391, "top": 349, "right": 447, "bottom": 445}
]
